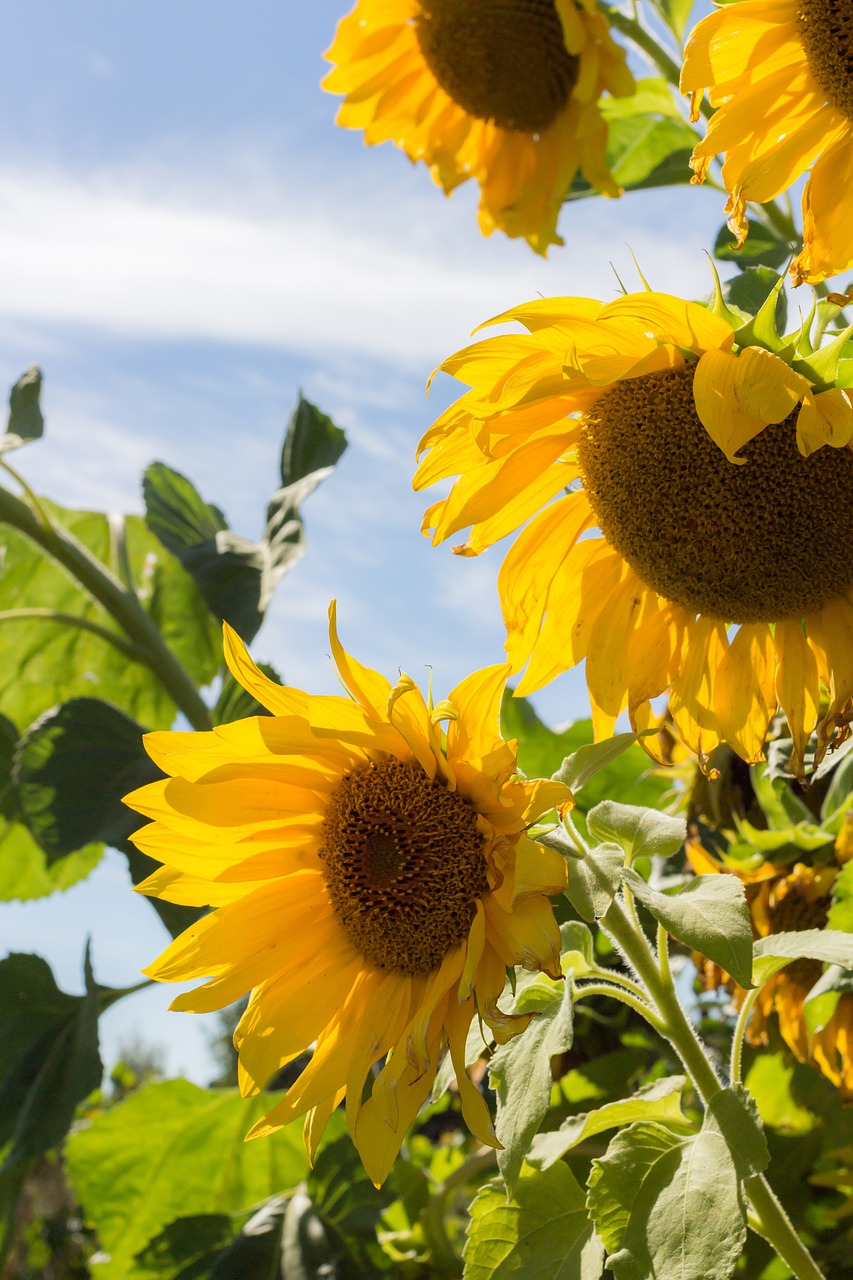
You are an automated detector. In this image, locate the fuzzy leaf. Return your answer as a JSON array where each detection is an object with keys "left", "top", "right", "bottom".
[
  {"left": 623, "top": 869, "right": 754, "bottom": 989},
  {"left": 490, "top": 979, "right": 574, "bottom": 1193},
  {"left": 586, "top": 802, "right": 685, "bottom": 862},
  {"left": 539, "top": 826, "right": 624, "bottom": 922},
  {"left": 465, "top": 1163, "right": 604, "bottom": 1280},
  {"left": 752, "top": 928, "right": 853, "bottom": 984}
]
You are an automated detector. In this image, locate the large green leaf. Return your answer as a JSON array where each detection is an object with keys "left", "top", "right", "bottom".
[
  {"left": 622, "top": 868, "right": 754, "bottom": 989},
  {"left": 1, "top": 367, "right": 44, "bottom": 453},
  {"left": 14, "top": 698, "right": 157, "bottom": 860},
  {"left": 586, "top": 1118, "right": 745, "bottom": 1280},
  {"left": 0, "top": 711, "right": 101, "bottom": 900},
  {"left": 135, "top": 1200, "right": 288, "bottom": 1280},
  {"left": 65, "top": 1079, "right": 310, "bottom": 1280},
  {"left": 464, "top": 1162, "right": 604, "bottom": 1280},
  {"left": 10, "top": 696, "right": 200, "bottom": 933},
  {"left": 0, "top": 502, "right": 220, "bottom": 731},
  {"left": 528, "top": 1077, "right": 690, "bottom": 1171},
  {"left": 752, "top": 928, "right": 853, "bottom": 985},
  {"left": 489, "top": 978, "right": 574, "bottom": 1193},
  {"left": 143, "top": 395, "right": 346, "bottom": 644},
  {"left": 0, "top": 949, "right": 104, "bottom": 1199}
]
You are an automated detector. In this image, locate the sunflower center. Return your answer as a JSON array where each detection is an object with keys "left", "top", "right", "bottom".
[
  {"left": 577, "top": 364, "right": 853, "bottom": 623},
  {"left": 798, "top": 0, "right": 853, "bottom": 120},
  {"left": 319, "top": 760, "right": 488, "bottom": 976},
  {"left": 414, "top": 0, "right": 579, "bottom": 133}
]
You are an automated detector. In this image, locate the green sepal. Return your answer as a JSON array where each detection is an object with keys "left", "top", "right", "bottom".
[
  {"left": 792, "top": 321, "right": 853, "bottom": 390},
  {"left": 733, "top": 272, "right": 787, "bottom": 352},
  {"left": 704, "top": 256, "right": 744, "bottom": 331}
]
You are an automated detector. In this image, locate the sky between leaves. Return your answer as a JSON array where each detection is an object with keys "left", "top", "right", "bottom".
[{"left": 0, "top": 0, "right": 732, "bottom": 1079}]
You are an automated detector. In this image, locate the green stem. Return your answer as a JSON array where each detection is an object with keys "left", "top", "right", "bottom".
[
  {"left": 573, "top": 980, "right": 667, "bottom": 1034},
  {"left": 600, "top": 895, "right": 826, "bottom": 1280},
  {"left": 0, "top": 608, "right": 146, "bottom": 663},
  {"left": 603, "top": 7, "right": 693, "bottom": 111},
  {"left": 0, "top": 483, "right": 212, "bottom": 731},
  {"left": 730, "top": 986, "right": 761, "bottom": 1085}
]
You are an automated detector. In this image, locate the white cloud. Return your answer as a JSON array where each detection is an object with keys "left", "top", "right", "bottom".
[{"left": 0, "top": 156, "right": 727, "bottom": 374}]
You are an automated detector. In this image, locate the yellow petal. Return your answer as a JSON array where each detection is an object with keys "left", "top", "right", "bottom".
[
  {"left": 773, "top": 618, "right": 820, "bottom": 777},
  {"left": 223, "top": 622, "right": 307, "bottom": 716},
  {"left": 712, "top": 623, "right": 777, "bottom": 762},
  {"left": 734, "top": 346, "right": 809, "bottom": 422},
  {"left": 693, "top": 349, "right": 767, "bottom": 462},
  {"left": 669, "top": 615, "right": 729, "bottom": 760},
  {"left": 328, "top": 599, "right": 392, "bottom": 719},
  {"left": 797, "top": 388, "right": 853, "bottom": 456}
]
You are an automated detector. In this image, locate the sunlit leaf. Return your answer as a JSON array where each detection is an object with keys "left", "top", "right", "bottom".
[
  {"left": 752, "top": 928, "right": 853, "bottom": 984},
  {"left": 490, "top": 979, "right": 574, "bottom": 1193},
  {"left": 587, "top": 1116, "right": 745, "bottom": 1279},
  {"left": 65, "top": 1079, "right": 310, "bottom": 1280},
  {"left": 0, "top": 501, "right": 220, "bottom": 731},
  {"left": 566, "top": 112, "right": 697, "bottom": 202},
  {"left": 586, "top": 802, "right": 685, "bottom": 862},
  {"left": 528, "top": 1077, "right": 690, "bottom": 1171},
  {"left": 465, "top": 1162, "right": 604, "bottom": 1280}
]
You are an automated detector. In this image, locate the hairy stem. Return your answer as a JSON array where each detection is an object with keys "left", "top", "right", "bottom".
[{"left": 601, "top": 895, "right": 826, "bottom": 1280}]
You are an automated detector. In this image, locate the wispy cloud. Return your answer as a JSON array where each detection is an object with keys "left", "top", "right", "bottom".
[{"left": 0, "top": 156, "right": 727, "bottom": 374}]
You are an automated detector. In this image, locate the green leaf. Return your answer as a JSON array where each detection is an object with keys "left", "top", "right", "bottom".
[
  {"left": 802, "top": 964, "right": 853, "bottom": 1039},
  {"left": 0, "top": 816, "right": 101, "bottom": 901},
  {"left": 0, "top": 947, "right": 104, "bottom": 1187},
  {"left": 714, "top": 222, "right": 790, "bottom": 271},
  {"left": 464, "top": 1162, "right": 604, "bottom": 1280},
  {"left": 622, "top": 868, "right": 754, "bottom": 989},
  {"left": 143, "top": 396, "right": 346, "bottom": 645},
  {"left": 1, "top": 367, "right": 44, "bottom": 453},
  {"left": 752, "top": 928, "right": 853, "bottom": 984},
  {"left": 502, "top": 700, "right": 668, "bottom": 813},
  {"left": 566, "top": 114, "right": 697, "bottom": 201},
  {"left": 587, "top": 1118, "right": 745, "bottom": 1280},
  {"left": 538, "top": 826, "right": 624, "bottom": 922},
  {"left": 207, "top": 1198, "right": 287, "bottom": 1280},
  {"left": 133, "top": 1213, "right": 234, "bottom": 1277},
  {"left": 554, "top": 733, "right": 646, "bottom": 794},
  {"left": 703, "top": 1086, "right": 769, "bottom": 1181},
  {"left": 559, "top": 920, "right": 597, "bottom": 979},
  {"left": 0, "top": 711, "right": 101, "bottom": 900},
  {"left": 14, "top": 698, "right": 156, "bottom": 860},
  {"left": 65, "top": 1079, "right": 310, "bottom": 1279},
  {"left": 528, "top": 1076, "right": 690, "bottom": 1171},
  {"left": 743, "top": 1052, "right": 817, "bottom": 1134},
  {"left": 645, "top": 0, "right": 695, "bottom": 43},
  {"left": 298, "top": 1134, "right": 395, "bottom": 1276},
  {"left": 489, "top": 978, "right": 574, "bottom": 1193},
  {"left": 0, "top": 501, "right": 220, "bottom": 731},
  {"left": 280, "top": 394, "right": 347, "bottom": 488},
  {"left": 586, "top": 802, "right": 685, "bottom": 863}
]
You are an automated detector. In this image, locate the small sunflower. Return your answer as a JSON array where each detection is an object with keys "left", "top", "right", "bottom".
[
  {"left": 323, "top": 0, "right": 634, "bottom": 253},
  {"left": 681, "top": 0, "right": 853, "bottom": 285},
  {"left": 125, "top": 604, "right": 569, "bottom": 1187},
  {"left": 689, "top": 844, "right": 853, "bottom": 1097},
  {"left": 414, "top": 285, "right": 853, "bottom": 775}
]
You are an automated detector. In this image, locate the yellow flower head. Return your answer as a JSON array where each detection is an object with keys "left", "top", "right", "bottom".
[
  {"left": 681, "top": 0, "right": 853, "bottom": 285},
  {"left": 125, "top": 604, "right": 569, "bottom": 1187},
  {"left": 414, "top": 285, "right": 853, "bottom": 775},
  {"left": 323, "top": 0, "right": 634, "bottom": 253}
]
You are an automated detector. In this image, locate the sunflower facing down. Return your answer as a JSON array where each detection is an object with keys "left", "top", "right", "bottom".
[
  {"left": 681, "top": 0, "right": 853, "bottom": 285},
  {"left": 125, "top": 604, "right": 570, "bottom": 1187},
  {"left": 689, "top": 844, "right": 853, "bottom": 1098},
  {"left": 414, "top": 286, "right": 853, "bottom": 775},
  {"left": 323, "top": 0, "right": 634, "bottom": 253}
]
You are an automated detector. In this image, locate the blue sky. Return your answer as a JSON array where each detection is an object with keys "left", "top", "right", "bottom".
[{"left": 0, "top": 1, "right": 731, "bottom": 1079}]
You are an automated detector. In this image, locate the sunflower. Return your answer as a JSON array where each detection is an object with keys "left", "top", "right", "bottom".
[
  {"left": 689, "top": 843, "right": 853, "bottom": 1097},
  {"left": 680, "top": 0, "right": 853, "bottom": 286},
  {"left": 414, "top": 285, "right": 853, "bottom": 775},
  {"left": 322, "top": 0, "right": 634, "bottom": 254},
  {"left": 124, "top": 604, "right": 570, "bottom": 1187}
]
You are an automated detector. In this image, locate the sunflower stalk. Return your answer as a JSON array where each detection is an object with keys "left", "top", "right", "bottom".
[
  {"left": 601, "top": 895, "right": 827, "bottom": 1280},
  {"left": 0, "top": 480, "right": 212, "bottom": 732}
]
